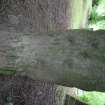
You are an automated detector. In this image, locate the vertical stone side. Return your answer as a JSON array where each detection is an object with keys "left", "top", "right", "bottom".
[{"left": 0, "top": 75, "right": 68, "bottom": 105}]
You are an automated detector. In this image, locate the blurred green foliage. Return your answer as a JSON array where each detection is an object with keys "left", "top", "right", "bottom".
[
  {"left": 79, "top": 91, "right": 105, "bottom": 105},
  {"left": 89, "top": 0, "right": 105, "bottom": 30}
]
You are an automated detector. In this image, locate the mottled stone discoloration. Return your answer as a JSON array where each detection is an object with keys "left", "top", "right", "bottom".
[{"left": 0, "top": 30, "right": 105, "bottom": 91}]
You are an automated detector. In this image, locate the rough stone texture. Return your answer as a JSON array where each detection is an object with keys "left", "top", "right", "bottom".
[
  {"left": 0, "top": 30, "right": 105, "bottom": 92},
  {"left": 0, "top": 0, "right": 92, "bottom": 32},
  {"left": 0, "top": 0, "right": 68, "bottom": 32},
  {"left": 0, "top": 0, "right": 92, "bottom": 105},
  {"left": 0, "top": 75, "right": 67, "bottom": 105}
]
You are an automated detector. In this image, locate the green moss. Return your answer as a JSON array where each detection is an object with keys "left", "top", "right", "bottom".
[
  {"left": 80, "top": 50, "right": 91, "bottom": 58},
  {"left": 0, "top": 67, "right": 17, "bottom": 75}
]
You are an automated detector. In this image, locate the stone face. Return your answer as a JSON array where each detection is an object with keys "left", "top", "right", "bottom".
[
  {"left": 0, "top": 0, "right": 92, "bottom": 32},
  {"left": 0, "top": 30, "right": 105, "bottom": 91},
  {"left": 0, "top": 0, "right": 68, "bottom": 32},
  {"left": 0, "top": 75, "right": 67, "bottom": 105},
  {"left": 0, "top": 0, "right": 92, "bottom": 105},
  {"left": 8, "top": 15, "right": 19, "bottom": 25}
]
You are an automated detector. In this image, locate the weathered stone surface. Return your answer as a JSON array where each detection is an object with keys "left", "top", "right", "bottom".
[
  {"left": 0, "top": 0, "right": 93, "bottom": 104},
  {"left": 0, "top": 75, "right": 67, "bottom": 105},
  {"left": 0, "top": 30, "right": 105, "bottom": 91},
  {"left": 0, "top": 0, "right": 92, "bottom": 32}
]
